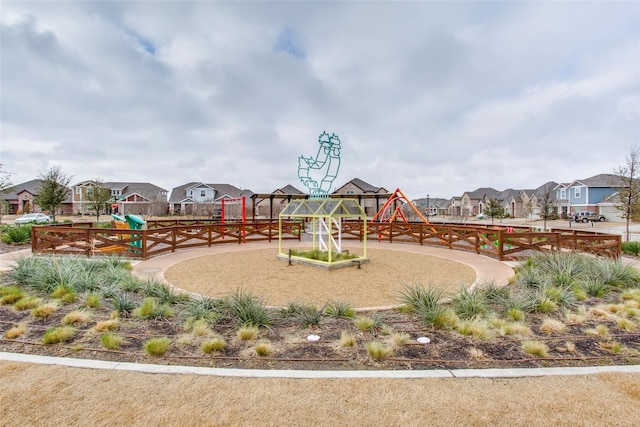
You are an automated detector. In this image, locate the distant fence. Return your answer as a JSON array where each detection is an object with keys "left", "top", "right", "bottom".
[{"left": 31, "top": 220, "right": 621, "bottom": 261}]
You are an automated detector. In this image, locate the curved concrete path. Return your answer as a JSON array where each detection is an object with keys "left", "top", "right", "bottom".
[{"left": 131, "top": 240, "right": 515, "bottom": 295}]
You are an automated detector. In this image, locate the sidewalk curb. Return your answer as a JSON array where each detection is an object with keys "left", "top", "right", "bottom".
[{"left": 2, "top": 352, "right": 639, "bottom": 379}]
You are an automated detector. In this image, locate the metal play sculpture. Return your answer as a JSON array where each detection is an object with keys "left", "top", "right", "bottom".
[
  {"left": 279, "top": 131, "right": 368, "bottom": 268},
  {"left": 298, "top": 131, "right": 341, "bottom": 199}
]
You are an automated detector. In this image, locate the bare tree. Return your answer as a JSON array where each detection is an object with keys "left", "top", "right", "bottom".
[
  {"left": 539, "top": 187, "right": 556, "bottom": 231},
  {"left": 34, "top": 166, "right": 71, "bottom": 222},
  {"left": 0, "top": 165, "right": 12, "bottom": 223},
  {"left": 522, "top": 200, "right": 533, "bottom": 222},
  {"left": 612, "top": 146, "right": 640, "bottom": 241},
  {"left": 85, "top": 179, "right": 112, "bottom": 222}
]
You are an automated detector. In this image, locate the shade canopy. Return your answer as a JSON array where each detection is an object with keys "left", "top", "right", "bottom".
[{"left": 279, "top": 198, "right": 366, "bottom": 220}]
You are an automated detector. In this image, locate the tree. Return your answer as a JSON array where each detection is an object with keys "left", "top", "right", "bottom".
[
  {"left": 612, "top": 146, "right": 640, "bottom": 241},
  {"left": 522, "top": 201, "right": 533, "bottom": 222},
  {"left": 34, "top": 166, "right": 71, "bottom": 222},
  {"left": 539, "top": 187, "right": 556, "bottom": 231},
  {"left": 0, "top": 165, "right": 13, "bottom": 223},
  {"left": 85, "top": 179, "right": 112, "bottom": 221},
  {"left": 483, "top": 198, "right": 504, "bottom": 225}
]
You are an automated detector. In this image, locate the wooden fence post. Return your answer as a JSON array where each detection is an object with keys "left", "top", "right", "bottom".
[
  {"left": 497, "top": 229, "right": 504, "bottom": 260},
  {"left": 142, "top": 230, "right": 148, "bottom": 260}
]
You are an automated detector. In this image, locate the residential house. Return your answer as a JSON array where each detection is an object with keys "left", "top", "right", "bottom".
[
  {"left": 2, "top": 179, "right": 73, "bottom": 215},
  {"left": 459, "top": 187, "right": 503, "bottom": 218},
  {"left": 554, "top": 174, "right": 622, "bottom": 219},
  {"left": 412, "top": 197, "right": 448, "bottom": 218},
  {"left": 73, "top": 181, "right": 168, "bottom": 216},
  {"left": 331, "top": 178, "right": 390, "bottom": 217},
  {"left": 168, "top": 182, "right": 250, "bottom": 218}
]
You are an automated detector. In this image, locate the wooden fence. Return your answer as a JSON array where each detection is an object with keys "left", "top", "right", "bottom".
[{"left": 31, "top": 220, "right": 621, "bottom": 261}]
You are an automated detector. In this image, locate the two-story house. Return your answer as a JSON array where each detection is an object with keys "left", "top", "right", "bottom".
[
  {"left": 554, "top": 174, "right": 622, "bottom": 219},
  {"left": 73, "top": 181, "right": 168, "bottom": 216},
  {"left": 168, "top": 182, "right": 249, "bottom": 218},
  {"left": 253, "top": 184, "right": 305, "bottom": 219}
]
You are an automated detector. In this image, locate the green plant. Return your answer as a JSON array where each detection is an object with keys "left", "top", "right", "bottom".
[
  {"left": 0, "top": 286, "right": 25, "bottom": 305},
  {"left": 1, "top": 225, "right": 32, "bottom": 244},
  {"left": 621, "top": 241, "right": 640, "bottom": 256},
  {"left": 135, "top": 297, "right": 174, "bottom": 320},
  {"left": 83, "top": 292, "right": 101, "bottom": 308},
  {"left": 365, "top": 341, "right": 393, "bottom": 361},
  {"left": 457, "top": 320, "right": 492, "bottom": 340},
  {"left": 353, "top": 314, "right": 384, "bottom": 332},
  {"left": 95, "top": 319, "right": 119, "bottom": 332},
  {"left": 324, "top": 300, "right": 355, "bottom": 318},
  {"left": 144, "top": 280, "right": 191, "bottom": 305},
  {"left": 539, "top": 318, "right": 566, "bottom": 335},
  {"left": 180, "top": 297, "right": 221, "bottom": 324},
  {"left": 32, "top": 303, "right": 57, "bottom": 319},
  {"left": 13, "top": 297, "right": 40, "bottom": 311},
  {"left": 201, "top": 337, "right": 226, "bottom": 354},
  {"left": 112, "top": 292, "right": 136, "bottom": 316},
  {"left": 223, "top": 289, "right": 271, "bottom": 327},
  {"left": 398, "top": 282, "right": 448, "bottom": 327},
  {"left": 100, "top": 333, "right": 124, "bottom": 350},
  {"left": 452, "top": 287, "right": 490, "bottom": 320},
  {"left": 43, "top": 327, "right": 76, "bottom": 344},
  {"left": 581, "top": 278, "right": 610, "bottom": 298},
  {"left": 143, "top": 337, "right": 171, "bottom": 356},
  {"left": 254, "top": 342, "right": 273, "bottom": 357},
  {"left": 616, "top": 317, "right": 636, "bottom": 332},
  {"left": 522, "top": 340, "right": 549, "bottom": 358}
]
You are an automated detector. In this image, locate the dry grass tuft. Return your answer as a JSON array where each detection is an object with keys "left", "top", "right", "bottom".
[
  {"left": 522, "top": 340, "right": 549, "bottom": 358},
  {"left": 468, "top": 347, "right": 486, "bottom": 360},
  {"left": 539, "top": 318, "right": 567, "bottom": 335},
  {"left": 254, "top": 342, "right": 273, "bottom": 357},
  {"left": 201, "top": 337, "right": 226, "bottom": 354},
  {"left": 42, "top": 327, "right": 76, "bottom": 344},
  {"left": 340, "top": 331, "right": 356, "bottom": 347},
  {"left": 32, "top": 303, "right": 57, "bottom": 319},
  {"left": 5, "top": 323, "right": 27, "bottom": 339},
  {"left": 144, "top": 337, "right": 171, "bottom": 356},
  {"left": 365, "top": 341, "right": 394, "bottom": 361},
  {"left": 62, "top": 310, "right": 91, "bottom": 325},
  {"left": 100, "top": 333, "right": 124, "bottom": 350},
  {"left": 237, "top": 325, "right": 260, "bottom": 341},
  {"left": 95, "top": 319, "right": 119, "bottom": 332}
]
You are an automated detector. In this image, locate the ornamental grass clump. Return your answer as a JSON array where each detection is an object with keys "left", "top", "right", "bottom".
[
  {"left": 5, "top": 323, "right": 27, "bottom": 339},
  {"left": 201, "top": 337, "right": 226, "bottom": 354},
  {"left": 1, "top": 224, "right": 32, "bottom": 244},
  {"left": 324, "top": 300, "right": 355, "bottom": 319},
  {"left": 143, "top": 337, "right": 171, "bottom": 356},
  {"left": 180, "top": 297, "right": 221, "bottom": 325},
  {"left": 365, "top": 341, "right": 393, "bottom": 361},
  {"left": 237, "top": 325, "right": 260, "bottom": 341},
  {"left": 340, "top": 331, "right": 356, "bottom": 347},
  {"left": 100, "top": 333, "right": 124, "bottom": 350},
  {"left": 223, "top": 289, "right": 271, "bottom": 327},
  {"left": 253, "top": 342, "right": 273, "bottom": 357},
  {"left": 43, "top": 327, "right": 76, "bottom": 344},
  {"left": 0, "top": 286, "right": 25, "bottom": 305},
  {"left": 32, "top": 303, "right": 57, "bottom": 319},
  {"left": 539, "top": 318, "right": 567, "bottom": 335},
  {"left": 13, "top": 297, "right": 40, "bottom": 311},
  {"left": 62, "top": 310, "right": 91, "bottom": 325},
  {"left": 135, "top": 297, "right": 174, "bottom": 320},
  {"left": 353, "top": 314, "right": 384, "bottom": 332},
  {"left": 83, "top": 292, "right": 101, "bottom": 308},
  {"left": 398, "top": 282, "right": 448, "bottom": 327},
  {"left": 616, "top": 317, "right": 636, "bottom": 332},
  {"left": 452, "top": 286, "right": 490, "bottom": 320},
  {"left": 521, "top": 340, "right": 549, "bottom": 358},
  {"left": 112, "top": 292, "right": 136, "bottom": 316},
  {"left": 94, "top": 319, "right": 119, "bottom": 332}
]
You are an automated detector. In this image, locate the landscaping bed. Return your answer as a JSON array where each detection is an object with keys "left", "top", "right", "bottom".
[{"left": 1, "top": 253, "right": 640, "bottom": 371}]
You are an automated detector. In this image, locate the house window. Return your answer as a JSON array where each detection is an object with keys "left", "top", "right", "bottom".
[
  {"left": 346, "top": 190, "right": 355, "bottom": 195},
  {"left": 200, "top": 190, "right": 206, "bottom": 198},
  {"left": 187, "top": 190, "right": 193, "bottom": 197},
  {"left": 574, "top": 187, "right": 581, "bottom": 198},
  {"left": 75, "top": 188, "right": 81, "bottom": 194},
  {"left": 560, "top": 189, "right": 566, "bottom": 199}
]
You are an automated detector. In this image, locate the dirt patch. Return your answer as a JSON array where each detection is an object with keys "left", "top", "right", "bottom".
[{"left": 164, "top": 248, "right": 476, "bottom": 307}]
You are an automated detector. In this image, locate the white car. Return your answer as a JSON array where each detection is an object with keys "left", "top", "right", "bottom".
[
  {"left": 476, "top": 213, "right": 485, "bottom": 219},
  {"left": 14, "top": 213, "right": 51, "bottom": 225}
]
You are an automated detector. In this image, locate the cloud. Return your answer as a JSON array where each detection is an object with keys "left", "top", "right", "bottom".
[{"left": 1, "top": 1, "right": 638, "bottom": 200}]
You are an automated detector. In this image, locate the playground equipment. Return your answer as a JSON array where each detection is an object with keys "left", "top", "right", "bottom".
[
  {"left": 370, "top": 188, "right": 429, "bottom": 224},
  {"left": 94, "top": 214, "right": 146, "bottom": 253},
  {"left": 298, "top": 131, "right": 341, "bottom": 198}
]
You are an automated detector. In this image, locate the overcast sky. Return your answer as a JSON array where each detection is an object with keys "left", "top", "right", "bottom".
[{"left": 1, "top": 1, "right": 638, "bottom": 200}]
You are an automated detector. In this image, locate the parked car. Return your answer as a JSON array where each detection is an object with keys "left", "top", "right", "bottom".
[
  {"left": 571, "top": 212, "right": 605, "bottom": 223},
  {"left": 14, "top": 213, "right": 51, "bottom": 225},
  {"left": 476, "top": 213, "right": 485, "bottom": 219}
]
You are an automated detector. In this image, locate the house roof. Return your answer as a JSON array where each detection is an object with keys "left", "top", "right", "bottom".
[
  {"left": 168, "top": 182, "right": 245, "bottom": 202},
  {"left": 277, "top": 184, "right": 304, "bottom": 195},
  {"left": 572, "top": 173, "right": 624, "bottom": 188},
  {"left": 104, "top": 182, "right": 168, "bottom": 202},
  {"left": 3, "top": 179, "right": 73, "bottom": 203},
  {"left": 333, "top": 178, "right": 384, "bottom": 194}
]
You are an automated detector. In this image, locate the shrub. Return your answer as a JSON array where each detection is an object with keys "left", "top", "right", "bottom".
[
  {"left": 144, "top": 337, "right": 171, "bottom": 356},
  {"left": 1, "top": 225, "right": 32, "bottom": 244},
  {"left": 112, "top": 292, "right": 136, "bottom": 316},
  {"left": 365, "top": 341, "right": 393, "bottom": 361},
  {"left": 43, "top": 327, "right": 76, "bottom": 344},
  {"left": 398, "top": 282, "right": 448, "bottom": 326},
  {"left": 180, "top": 297, "right": 221, "bottom": 324},
  {"left": 201, "top": 337, "right": 226, "bottom": 354},
  {"left": 100, "top": 333, "right": 124, "bottom": 350},
  {"left": 144, "top": 280, "right": 191, "bottom": 305},
  {"left": 621, "top": 241, "right": 640, "bottom": 256}
]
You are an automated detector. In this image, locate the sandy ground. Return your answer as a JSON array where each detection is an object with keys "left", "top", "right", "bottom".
[
  {"left": 163, "top": 247, "right": 476, "bottom": 308},
  {"left": 1, "top": 362, "right": 639, "bottom": 426}
]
